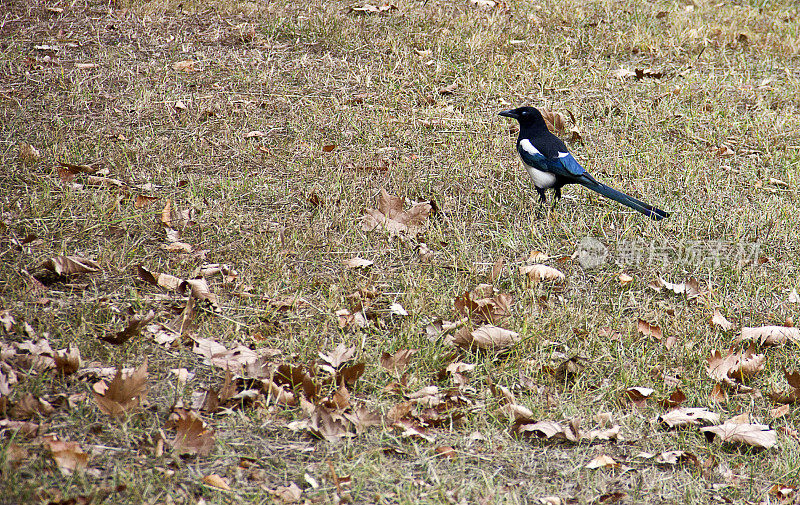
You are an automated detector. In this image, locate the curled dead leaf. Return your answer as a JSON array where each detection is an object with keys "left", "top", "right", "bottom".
[
  {"left": 707, "top": 344, "right": 764, "bottom": 383},
  {"left": 137, "top": 265, "right": 182, "bottom": 291},
  {"left": 44, "top": 436, "right": 89, "bottom": 475},
  {"left": 273, "top": 482, "right": 302, "bottom": 503},
  {"left": 519, "top": 264, "right": 565, "bottom": 283},
  {"left": 173, "top": 60, "right": 197, "bottom": 72},
  {"left": 100, "top": 309, "right": 155, "bottom": 345},
  {"left": 539, "top": 109, "right": 568, "bottom": 134},
  {"left": 637, "top": 319, "right": 663, "bottom": 341},
  {"left": 740, "top": 326, "right": 800, "bottom": 346},
  {"left": 202, "top": 473, "right": 230, "bottom": 490},
  {"left": 585, "top": 454, "right": 618, "bottom": 469},
  {"left": 343, "top": 257, "right": 373, "bottom": 269},
  {"left": 42, "top": 255, "right": 101, "bottom": 275},
  {"left": 712, "top": 310, "right": 735, "bottom": 331},
  {"left": 454, "top": 285, "right": 512, "bottom": 324},
  {"left": 362, "top": 188, "right": 431, "bottom": 238},
  {"left": 657, "top": 407, "right": 720, "bottom": 428},
  {"left": 451, "top": 325, "right": 519, "bottom": 351},
  {"left": 169, "top": 409, "right": 216, "bottom": 456},
  {"left": 92, "top": 359, "right": 148, "bottom": 417},
  {"left": 701, "top": 421, "right": 776, "bottom": 448},
  {"left": 19, "top": 143, "right": 41, "bottom": 162},
  {"left": 380, "top": 349, "right": 417, "bottom": 374}
]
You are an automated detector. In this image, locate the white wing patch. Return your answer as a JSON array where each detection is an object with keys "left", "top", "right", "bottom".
[
  {"left": 520, "top": 139, "right": 542, "bottom": 157},
  {"left": 557, "top": 152, "right": 570, "bottom": 158}
]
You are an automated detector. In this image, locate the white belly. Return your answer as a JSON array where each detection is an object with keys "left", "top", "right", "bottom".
[{"left": 524, "top": 164, "right": 557, "bottom": 189}]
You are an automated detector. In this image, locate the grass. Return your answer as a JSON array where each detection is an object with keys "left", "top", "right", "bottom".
[{"left": 2, "top": 0, "right": 800, "bottom": 503}]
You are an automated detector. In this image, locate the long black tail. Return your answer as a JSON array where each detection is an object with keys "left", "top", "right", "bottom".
[{"left": 578, "top": 177, "right": 669, "bottom": 221}]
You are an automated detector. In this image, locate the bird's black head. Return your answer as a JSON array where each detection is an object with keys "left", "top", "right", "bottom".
[{"left": 498, "top": 106, "right": 546, "bottom": 129}]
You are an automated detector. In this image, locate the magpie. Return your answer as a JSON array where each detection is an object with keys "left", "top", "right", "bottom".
[{"left": 499, "top": 106, "right": 669, "bottom": 220}]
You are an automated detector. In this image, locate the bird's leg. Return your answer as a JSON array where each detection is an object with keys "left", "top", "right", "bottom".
[
  {"left": 551, "top": 187, "right": 562, "bottom": 209},
  {"left": 536, "top": 187, "right": 548, "bottom": 205},
  {"left": 532, "top": 187, "right": 547, "bottom": 220}
]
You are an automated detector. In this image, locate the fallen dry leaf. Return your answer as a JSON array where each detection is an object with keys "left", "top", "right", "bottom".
[
  {"left": 92, "top": 359, "right": 148, "bottom": 417},
  {"left": 265, "top": 295, "right": 309, "bottom": 311},
  {"left": 340, "top": 405, "right": 382, "bottom": 437},
  {"left": 288, "top": 401, "right": 353, "bottom": 442},
  {"left": 539, "top": 109, "right": 569, "bottom": 134},
  {"left": 712, "top": 310, "right": 735, "bottom": 331},
  {"left": 515, "top": 418, "right": 620, "bottom": 443},
  {"left": 519, "top": 264, "right": 565, "bottom": 284},
  {"left": 611, "top": 68, "right": 636, "bottom": 79},
  {"left": 169, "top": 409, "right": 216, "bottom": 456},
  {"left": 362, "top": 188, "right": 432, "bottom": 238},
  {"left": 343, "top": 257, "right": 373, "bottom": 269},
  {"left": 769, "top": 484, "right": 796, "bottom": 501},
  {"left": 337, "top": 362, "right": 365, "bottom": 387},
  {"left": 19, "top": 142, "right": 41, "bottom": 162},
  {"left": 658, "top": 451, "right": 698, "bottom": 466},
  {"left": 319, "top": 343, "right": 356, "bottom": 369},
  {"left": 657, "top": 407, "right": 720, "bottom": 428},
  {"left": 0, "top": 310, "right": 14, "bottom": 332},
  {"left": 9, "top": 392, "right": 54, "bottom": 419},
  {"left": 192, "top": 337, "right": 261, "bottom": 372},
  {"left": 740, "top": 326, "right": 800, "bottom": 345},
  {"left": 169, "top": 296, "right": 197, "bottom": 335},
  {"left": 351, "top": 3, "right": 397, "bottom": 14},
  {"left": 42, "top": 255, "right": 101, "bottom": 275},
  {"left": 434, "top": 446, "right": 457, "bottom": 459},
  {"left": 388, "top": 302, "right": 408, "bottom": 317},
  {"left": 490, "top": 256, "right": 505, "bottom": 283},
  {"left": 44, "top": 436, "right": 89, "bottom": 475},
  {"left": 273, "top": 482, "right": 302, "bottom": 503},
  {"left": 454, "top": 284, "right": 512, "bottom": 324},
  {"left": 438, "top": 82, "right": 458, "bottom": 95},
  {"left": 585, "top": 454, "right": 618, "bottom": 469},
  {"left": 134, "top": 194, "right": 159, "bottom": 209},
  {"left": 180, "top": 278, "right": 219, "bottom": 310},
  {"left": 618, "top": 273, "right": 633, "bottom": 285},
  {"left": 87, "top": 175, "right": 125, "bottom": 188},
  {"left": 770, "top": 404, "right": 790, "bottom": 418},
  {"left": 173, "top": 60, "right": 197, "bottom": 72},
  {"left": 714, "top": 145, "right": 735, "bottom": 158},
  {"left": 701, "top": 421, "right": 776, "bottom": 448},
  {"left": 4, "top": 442, "right": 28, "bottom": 468},
  {"left": 274, "top": 364, "right": 318, "bottom": 400},
  {"left": 636, "top": 319, "right": 675, "bottom": 349},
  {"left": 636, "top": 450, "right": 699, "bottom": 467},
  {"left": 709, "top": 383, "right": 727, "bottom": 404},
  {"left": 657, "top": 387, "right": 687, "bottom": 409},
  {"left": 625, "top": 387, "right": 654, "bottom": 408},
  {"left": 202, "top": 473, "right": 230, "bottom": 490},
  {"left": 380, "top": 349, "right": 417, "bottom": 374},
  {"left": 100, "top": 309, "right": 155, "bottom": 345},
  {"left": 53, "top": 345, "right": 81, "bottom": 375},
  {"left": 707, "top": 344, "right": 765, "bottom": 383},
  {"left": 0, "top": 420, "right": 39, "bottom": 438},
  {"left": 766, "top": 370, "right": 800, "bottom": 404},
  {"left": 451, "top": 325, "right": 519, "bottom": 351},
  {"left": 648, "top": 277, "right": 703, "bottom": 299},
  {"left": 137, "top": 265, "right": 182, "bottom": 291}
]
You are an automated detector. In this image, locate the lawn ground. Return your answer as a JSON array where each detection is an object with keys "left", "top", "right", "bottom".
[{"left": 2, "top": 0, "right": 800, "bottom": 503}]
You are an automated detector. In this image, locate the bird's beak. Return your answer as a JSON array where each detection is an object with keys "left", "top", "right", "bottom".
[{"left": 498, "top": 109, "right": 517, "bottom": 119}]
